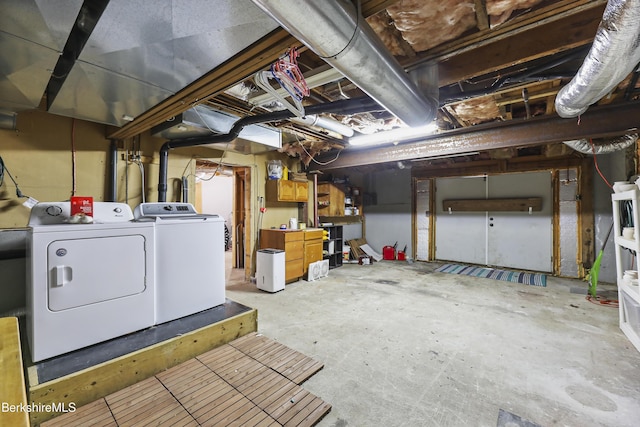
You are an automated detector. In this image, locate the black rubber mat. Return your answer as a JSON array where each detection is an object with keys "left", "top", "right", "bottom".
[{"left": 29, "top": 299, "right": 252, "bottom": 383}]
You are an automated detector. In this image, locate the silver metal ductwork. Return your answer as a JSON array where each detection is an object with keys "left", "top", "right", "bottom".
[
  {"left": 555, "top": 0, "right": 640, "bottom": 118},
  {"left": 250, "top": 0, "right": 437, "bottom": 127},
  {"left": 563, "top": 133, "right": 638, "bottom": 154}
]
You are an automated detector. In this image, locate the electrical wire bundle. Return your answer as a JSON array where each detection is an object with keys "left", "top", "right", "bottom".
[
  {"left": 0, "top": 155, "right": 27, "bottom": 198},
  {"left": 270, "top": 47, "right": 310, "bottom": 103}
]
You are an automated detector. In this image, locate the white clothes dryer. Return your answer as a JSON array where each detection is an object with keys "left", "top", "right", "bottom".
[
  {"left": 26, "top": 202, "right": 155, "bottom": 362},
  {"left": 134, "top": 203, "right": 225, "bottom": 324}
]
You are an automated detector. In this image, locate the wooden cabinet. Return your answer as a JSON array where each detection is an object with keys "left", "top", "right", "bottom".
[
  {"left": 259, "top": 229, "right": 304, "bottom": 282},
  {"left": 266, "top": 179, "right": 308, "bottom": 202},
  {"left": 317, "top": 183, "right": 344, "bottom": 216},
  {"left": 303, "top": 228, "right": 324, "bottom": 274}
]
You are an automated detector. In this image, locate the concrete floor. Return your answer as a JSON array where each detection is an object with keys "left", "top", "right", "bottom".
[{"left": 225, "top": 258, "right": 640, "bottom": 427}]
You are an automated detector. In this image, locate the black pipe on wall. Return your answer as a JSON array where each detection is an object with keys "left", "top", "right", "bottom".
[
  {"left": 157, "top": 97, "right": 382, "bottom": 202},
  {"left": 108, "top": 139, "right": 118, "bottom": 202}
]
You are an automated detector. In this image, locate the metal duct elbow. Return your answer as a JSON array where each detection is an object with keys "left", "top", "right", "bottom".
[
  {"left": 555, "top": 0, "right": 640, "bottom": 118},
  {"left": 563, "top": 133, "right": 638, "bottom": 154},
  {"left": 251, "top": 0, "right": 437, "bottom": 127}
]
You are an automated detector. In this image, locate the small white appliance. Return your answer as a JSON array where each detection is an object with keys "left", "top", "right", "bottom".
[
  {"left": 26, "top": 202, "right": 155, "bottom": 362},
  {"left": 134, "top": 202, "right": 225, "bottom": 324},
  {"left": 256, "top": 249, "right": 285, "bottom": 292}
]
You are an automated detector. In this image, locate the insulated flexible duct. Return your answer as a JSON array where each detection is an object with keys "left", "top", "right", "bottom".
[
  {"left": 251, "top": 0, "right": 437, "bottom": 127},
  {"left": 555, "top": 0, "right": 640, "bottom": 118},
  {"left": 563, "top": 133, "right": 638, "bottom": 154}
]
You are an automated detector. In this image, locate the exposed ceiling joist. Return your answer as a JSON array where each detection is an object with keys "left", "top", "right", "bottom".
[
  {"left": 107, "top": 0, "right": 396, "bottom": 140},
  {"left": 309, "top": 101, "right": 640, "bottom": 171},
  {"left": 436, "top": 3, "right": 605, "bottom": 86}
]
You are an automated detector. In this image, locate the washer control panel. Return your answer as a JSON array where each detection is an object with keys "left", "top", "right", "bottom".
[{"left": 134, "top": 202, "right": 199, "bottom": 219}]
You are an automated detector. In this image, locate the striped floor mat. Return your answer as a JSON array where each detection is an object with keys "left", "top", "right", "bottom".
[{"left": 436, "top": 263, "right": 547, "bottom": 287}]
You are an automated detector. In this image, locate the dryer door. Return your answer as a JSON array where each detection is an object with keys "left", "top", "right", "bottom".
[{"left": 47, "top": 235, "right": 146, "bottom": 311}]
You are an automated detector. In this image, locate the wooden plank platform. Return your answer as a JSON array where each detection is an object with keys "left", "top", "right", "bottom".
[
  {"left": 229, "top": 333, "right": 324, "bottom": 384},
  {"left": 0, "top": 317, "right": 30, "bottom": 427},
  {"left": 41, "top": 333, "right": 330, "bottom": 427},
  {"left": 29, "top": 304, "right": 257, "bottom": 426}
]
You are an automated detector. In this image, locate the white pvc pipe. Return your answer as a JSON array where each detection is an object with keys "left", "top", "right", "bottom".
[{"left": 290, "top": 115, "right": 354, "bottom": 137}]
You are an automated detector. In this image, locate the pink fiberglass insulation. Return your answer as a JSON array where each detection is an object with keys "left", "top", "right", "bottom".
[
  {"left": 451, "top": 98, "right": 501, "bottom": 125},
  {"left": 367, "top": 11, "right": 416, "bottom": 57},
  {"left": 487, "top": 0, "right": 546, "bottom": 27},
  {"left": 387, "top": 0, "right": 477, "bottom": 52}
]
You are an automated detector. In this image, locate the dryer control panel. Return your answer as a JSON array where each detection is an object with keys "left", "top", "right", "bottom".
[{"left": 29, "top": 202, "right": 133, "bottom": 225}]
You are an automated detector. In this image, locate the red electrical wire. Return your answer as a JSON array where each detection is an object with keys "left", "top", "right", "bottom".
[
  {"left": 590, "top": 138, "right": 612, "bottom": 189},
  {"left": 585, "top": 294, "right": 619, "bottom": 307}
]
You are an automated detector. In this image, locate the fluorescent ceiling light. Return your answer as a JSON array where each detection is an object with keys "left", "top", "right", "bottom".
[{"left": 349, "top": 123, "right": 438, "bottom": 146}]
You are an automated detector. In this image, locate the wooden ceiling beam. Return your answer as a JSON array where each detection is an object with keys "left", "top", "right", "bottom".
[
  {"left": 474, "top": 0, "right": 490, "bottom": 31},
  {"left": 309, "top": 101, "right": 640, "bottom": 171},
  {"left": 436, "top": 4, "right": 605, "bottom": 87}
]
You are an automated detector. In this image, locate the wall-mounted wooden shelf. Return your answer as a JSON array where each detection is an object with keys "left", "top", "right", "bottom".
[
  {"left": 442, "top": 197, "right": 542, "bottom": 212},
  {"left": 319, "top": 215, "right": 363, "bottom": 224}
]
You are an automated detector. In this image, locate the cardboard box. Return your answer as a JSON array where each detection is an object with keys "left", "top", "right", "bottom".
[{"left": 71, "top": 196, "right": 93, "bottom": 216}]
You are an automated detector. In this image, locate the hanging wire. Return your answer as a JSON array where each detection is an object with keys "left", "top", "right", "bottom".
[
  {"left": 317, "top": 0, "right": 361, "bottom": 60},
  {"left": 295, "top": 134, "right": 343, "bottom": 165},
  {"left": 589, "top": 138, "right": 612, "bottom": 189},
  {"left": 191, "top": 104, "right": 233, "bottom": 179},
  {"left": 0, "top": 155, "right": 27, "bottom": 198}
]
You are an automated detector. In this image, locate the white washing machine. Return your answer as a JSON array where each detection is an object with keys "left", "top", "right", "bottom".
[
  {"left": 134, "top": 202, "right": 225, "bottom": 324},
  {"left": 26, "top": 202, "right": 155, "bottom": 362}
]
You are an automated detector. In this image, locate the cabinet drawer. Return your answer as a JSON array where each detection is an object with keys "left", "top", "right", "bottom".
[
  {"left": 286, "top": 240, "right": 304, "bottom": 260},
  {"left": 304, "top": 229, "right": 324, "bottom": 240},
  {"left": 284, "top": 231, "right": 304, "bottom": 242}
]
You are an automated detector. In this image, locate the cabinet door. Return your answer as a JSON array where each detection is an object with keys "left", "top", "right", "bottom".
[
  {"left": 278, "top": 180, "right": 295, "bottom": 201},
  {"left": 295, "top": 181, "right": 309, "bottom": 201},
  {"left": 304, "top": 240, "right": 323, "bottom": 273}
]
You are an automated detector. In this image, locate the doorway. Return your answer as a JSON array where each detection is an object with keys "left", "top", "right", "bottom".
[
  {"left": 434, "top": 171, "right": 553, "bottom": 272},
  {"left": 195, "top": 161, "right": 252, "bottom": 282}
]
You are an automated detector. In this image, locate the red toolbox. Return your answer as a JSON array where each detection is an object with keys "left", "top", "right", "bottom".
[{"left": 383, "top": 245, "right": 396, "bottom": 260}]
